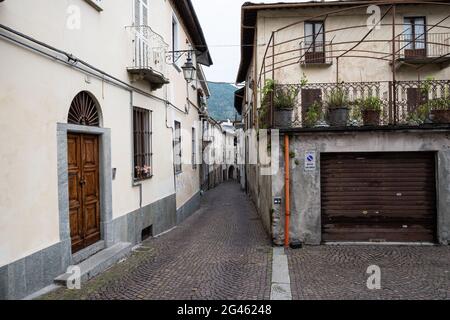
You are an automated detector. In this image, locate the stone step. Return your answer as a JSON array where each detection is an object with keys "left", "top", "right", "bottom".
[{"left": 54, "top": 242, "right": 132, "bottom": 286}]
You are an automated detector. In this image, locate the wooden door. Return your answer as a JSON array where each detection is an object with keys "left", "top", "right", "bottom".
[
  {"left": 68, "top": 134, "right": 101, "bottom": 253},
  {"left": 321, "top": 152, "right": 436, "bottom": 243}
]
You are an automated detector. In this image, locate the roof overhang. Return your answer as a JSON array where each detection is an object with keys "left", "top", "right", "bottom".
[
  {"left": 171, "top": 0, "right": 213, "bottom": 67},
  {"left": 234, "top": 87, "right": 245, "bottom": 115}
]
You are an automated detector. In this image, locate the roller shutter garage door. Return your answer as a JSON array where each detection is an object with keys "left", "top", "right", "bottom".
[{"left": 321, "top": 152, "right": 436, "bottom": 243}]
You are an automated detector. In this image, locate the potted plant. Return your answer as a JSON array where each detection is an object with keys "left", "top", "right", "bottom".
[
  {"left": 326, "top": 88, "right": 349, "bottom": 126},
  {"left": 360, "top": 96, "right": 382, "bottom": 126},
  {"left": 429, "top": 97, "right": 450, "bottom": 123},
  {"left": 259, "top": 79, "right": 275, "bottom": 128},
  {"left": 304, "top": 100, "right": 323, "bottom": 127},
  {"left": 273, "top": 84, "right": 299, "bottom": 127}
]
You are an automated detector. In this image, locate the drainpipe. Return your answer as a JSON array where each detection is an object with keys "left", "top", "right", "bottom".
[{"left": 284, "top": 134, "right": 290, "bottom": 248}]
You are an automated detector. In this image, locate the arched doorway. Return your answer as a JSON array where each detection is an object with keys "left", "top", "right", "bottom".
[
  {"left": 228, "top": 166, "right": 235, "bottom": 180},
  {"left": 67, "top": 91, "right": 102, "bottom": 253}
]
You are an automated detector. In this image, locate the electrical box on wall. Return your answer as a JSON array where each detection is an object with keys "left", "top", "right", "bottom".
[{"left": 85, "top": 0, "right": 104, "bottom": 11}]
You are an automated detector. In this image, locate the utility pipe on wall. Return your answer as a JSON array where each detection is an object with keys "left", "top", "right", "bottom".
[{"left": 284, "top": 134, "right": 290, "bottom": 248}]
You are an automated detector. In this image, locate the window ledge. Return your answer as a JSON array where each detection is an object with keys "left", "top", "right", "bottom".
[{"left": 133, "top": 175, "right": 154, "bottom": 184}]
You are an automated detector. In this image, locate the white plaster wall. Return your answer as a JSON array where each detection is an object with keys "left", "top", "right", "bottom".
[{"left": 0, "top": 0, "right": 204, "bottom": 266}]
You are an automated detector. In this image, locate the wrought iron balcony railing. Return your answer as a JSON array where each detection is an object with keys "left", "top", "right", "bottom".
[
  {"left": 259, "top": 80, "right": 450, "bottom": 129},
  {"left": 126, "top": 25, "right": 169, "bottom": 90},
  {"left": 397, "top": 33, "right": 450, "bottom": 63},
  {"left": 300, "top": 41, "right": 333, "bottom": 66}
]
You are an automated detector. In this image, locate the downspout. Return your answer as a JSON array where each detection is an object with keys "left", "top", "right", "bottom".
[
  {"left": 164, "top": 84, "right": 177, "bottom": 196},
  {"left": 284, "top": 134, "right": 290, "bottom": 248}
]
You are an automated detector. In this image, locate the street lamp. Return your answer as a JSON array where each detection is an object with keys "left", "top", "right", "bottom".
[{"left": 181, "top": 53, "right": 196, "bottom": 83}]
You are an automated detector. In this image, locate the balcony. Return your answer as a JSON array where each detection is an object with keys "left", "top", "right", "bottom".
[
  {"left": 259, "top": 80, "right": 450, "bottom": 130},
  {"left": 396, "top": 33, "right": 450, "bottom": 69},
  {"left": 300, "top": 41, "right": 333, "bottom": 67},
  {"left": 126, "top": 25, "right": 169, "bottom": 90}
]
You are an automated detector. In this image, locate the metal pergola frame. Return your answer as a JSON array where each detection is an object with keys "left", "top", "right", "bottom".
[{"left": 256, "top": 0, "right": 450, "bottom": 127}]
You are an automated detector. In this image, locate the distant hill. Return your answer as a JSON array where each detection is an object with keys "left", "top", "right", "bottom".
[{"left": 207, "top": 82, "right": 241, "bottom": 121}]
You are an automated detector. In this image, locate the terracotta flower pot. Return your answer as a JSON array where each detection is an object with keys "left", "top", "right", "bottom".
[
  {"left": 431, "top": 110, "right": 450, "bottom": 124},
  {"left": 362, "top": 109, "right": 381, "bottom": 126},
  {"left": 328, "top": 107, "right": 349, "bottom": 126}
]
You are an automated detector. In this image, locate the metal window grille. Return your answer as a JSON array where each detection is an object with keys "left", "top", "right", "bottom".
[
  {"left": 133, "top": 107, "right": 152, "bottom": 180},
  {"left": 174, "top": 121, "right": 182, "bottom": 173}
]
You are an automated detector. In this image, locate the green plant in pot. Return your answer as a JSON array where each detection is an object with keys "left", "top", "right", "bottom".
[
  {"left": 360, "top": 96, "right": 382, "bottom": 126},
  {"left": 258, "top": 79, "right": 275, "bottom": 128},
  {"left": 326, "top": 88, "right": 349, "bottom": 126},
  {"left": 304, "top": 101, "right": 323, "bottom": 127},
  {"left": 273, "top": 84, "right": 299, "bottom": 127},
  {"left": 427, "top": 97, "right": 450, "bottom": 124}
]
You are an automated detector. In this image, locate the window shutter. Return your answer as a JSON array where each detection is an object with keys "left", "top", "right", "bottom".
[
  {"left": 134, "top": 0, "right": 141, "bottom": 25},
  {"left": 142, "top": 0, "right": 148, "bottom": 26}
]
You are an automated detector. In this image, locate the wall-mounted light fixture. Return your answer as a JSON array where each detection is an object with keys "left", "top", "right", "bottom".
[
  {"left": 181, "top": 52, "right": 196, "bottom": 83},
  {"left": 167, "top": 50, "right": 197, "bottom": 83}
]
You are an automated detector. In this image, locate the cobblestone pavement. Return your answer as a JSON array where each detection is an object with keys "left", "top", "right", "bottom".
[
  {"left": 287, "top": 245, "right": 450, "bottom": 300},
  {"left": 42, "top": 182, "right": 272, "bottom": 300}
]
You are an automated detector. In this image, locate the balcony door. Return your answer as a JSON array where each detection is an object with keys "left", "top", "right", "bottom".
[
  {"left": 305, "top": 21, "right": 325, "bottom": 63},
  {"left": 134, "top": 0, "right": 148, "bottom": 27},
  {"left": 404, "top": 17, "right": 427, "bottom": 59},
  {"left": 134, "top": 0, "right": 150, "bottom": 68}
]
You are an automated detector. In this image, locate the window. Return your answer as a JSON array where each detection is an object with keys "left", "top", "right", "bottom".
[
  {"left": 172, "top": 16, "right": 179, "bottom": 63},
  {"left": 404, "top": 17, "right": 426, "bottom": 57},
  {"left": 192, "top": 127, "right": 197, "bottom": 169},
  {"left": 174, "top": 121, "right": 182, "bottom": 173},
  {"left": 305, "top": 21, "right": 325, "bottom": 52},
  {"left": 304, "top": 21, "right": 325, "bottom": 63},
  {"left": 133, "top": 107, "right": 152, "bottom": 180},
  {"left": 134, "top": 0, "right": 149, "bottom": 26}
]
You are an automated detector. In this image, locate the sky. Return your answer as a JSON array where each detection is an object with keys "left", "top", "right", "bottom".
[{"left": 191, "top": 0, "right": 308, "bottom": 84}]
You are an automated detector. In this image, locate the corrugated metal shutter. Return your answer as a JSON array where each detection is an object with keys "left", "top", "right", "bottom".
[{"left": 321, "top": 152, "right": 436, "bottom": 243}]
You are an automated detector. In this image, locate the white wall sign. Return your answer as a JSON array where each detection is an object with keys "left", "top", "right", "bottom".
[
  {"left": 85, "top": 0, "right": 104, "bottom": 11},
  {"left": 305, "top": 150, "right": 316, "bottom": 171}
]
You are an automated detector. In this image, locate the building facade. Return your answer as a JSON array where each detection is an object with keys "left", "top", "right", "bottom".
[
  {"left": 236, "top": 0, "right": 450, "bottom": 246},
  {"left": 0, "top": 0, "right": 214, "bottom": 299}
]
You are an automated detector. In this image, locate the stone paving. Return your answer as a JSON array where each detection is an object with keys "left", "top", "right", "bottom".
[
  {"left": 287, "top": 245, "right": 450, "bottom": 300},
  {"left": 40, "top": 181, "right": 450, "bottom": 300},
  {"left": 41, "top": 182, "right": 272, "bottom": 300}
]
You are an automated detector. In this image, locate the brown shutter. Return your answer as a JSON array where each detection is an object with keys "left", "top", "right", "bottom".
[{"left": 321, "top": 152, "right": 436, "bottom": 243}]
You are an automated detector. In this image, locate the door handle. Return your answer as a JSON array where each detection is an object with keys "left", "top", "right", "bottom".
[{"left": 80, "top": 179, "right": 86, "bottom": 186}]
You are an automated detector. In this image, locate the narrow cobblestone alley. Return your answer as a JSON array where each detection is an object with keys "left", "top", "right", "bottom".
[{"left": 41, "top": 182, "right": 272, "bottom": 300}]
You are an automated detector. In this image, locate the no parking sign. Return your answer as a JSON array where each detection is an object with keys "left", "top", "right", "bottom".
[{"left": 305, "top": 150, "right": 316, "bottom": 171}]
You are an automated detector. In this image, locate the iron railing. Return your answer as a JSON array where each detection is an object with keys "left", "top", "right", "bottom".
[
  {"left": 300, "top": 41, "right": 333, "bottom": 65},
  {"left": 261, "top": 80, "right": 450, "bottom": 128},
  {"left": 127, "top": 25, "right": 169, "bottom": 76},
  {"left": 398, "top": 33, "right": 450, "bottom": 60}
]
